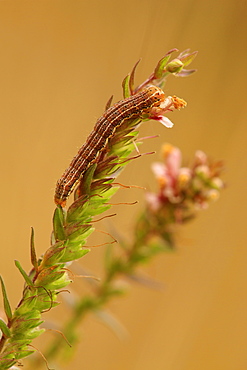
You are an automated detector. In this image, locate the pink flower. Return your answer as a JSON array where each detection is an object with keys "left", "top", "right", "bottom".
[
  {"left": 145, "top": 192, "right": 161, "bottom": 211},
  {"left": 146, "top": 142, "right": 224, "bottom": 220},
  {"left": 150, "top": 144, "right": 185, "bottom": 204},
  {"left": 149, "top": 95, "right": 187, "bottom": 129}
]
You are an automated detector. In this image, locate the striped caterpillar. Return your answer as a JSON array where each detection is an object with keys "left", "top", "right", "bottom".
[{"left": 54, "top": 85, "right": 166, "bottom": 207}]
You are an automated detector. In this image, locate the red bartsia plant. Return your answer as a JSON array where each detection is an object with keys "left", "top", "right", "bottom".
[
  {"left": 130, "top": 143, "right": 224, "bottom": 264},
  {"left": 0, "top": 49, "right": 202, "bottom": 369}
]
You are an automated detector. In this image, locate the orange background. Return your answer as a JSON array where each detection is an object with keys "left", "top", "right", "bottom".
[{"left": 0, "top": 1, "right": 246, "bottom": 369}]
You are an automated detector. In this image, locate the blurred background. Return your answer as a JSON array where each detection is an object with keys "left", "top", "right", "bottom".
[{"left": 0, "top": 1, "right": 246, "bottom": 369}]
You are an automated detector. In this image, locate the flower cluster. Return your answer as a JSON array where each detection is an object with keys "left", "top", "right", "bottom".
[
  {"left": 128, "top": 144, "right": 224, "bottom": 263},
  {"left": 147, "top": 143, "right": 224, "bottom": 217}
]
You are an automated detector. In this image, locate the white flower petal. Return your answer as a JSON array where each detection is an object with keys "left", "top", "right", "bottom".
[
  {"left": 151, "top": 162, "right": 166, "bottom": 177},
  {"left": 158, "top": 116, "right": 174, "bottom": 128}
]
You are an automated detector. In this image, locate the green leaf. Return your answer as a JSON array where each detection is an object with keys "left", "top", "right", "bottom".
[
  {"left": 94, "top": 186, "right": 118, "bottom": 201},
  {"left": 176, "top": 68, "right": 197, "bottom": 77},
  {"left": 0, "top": 358, "right": 17, "bottom": 369},
  {"left": 30, "top": 291, "right": 59, "bottom": 311},
  {"left": 78, "top": 163, "right": 97, "bottom": 196},
  {"left": 88, "top": 204, "right": 111, "bottom": 216},
  {"left": 67, "top": 227, "right": 92, "bottom": 243},
  {"left": 0, "top": 318, "right": 11, "bottom": 338},
  {"left": 154, "top": 54, "right": 172, "bottom": 79},
  {"left": 30, "top": 227, "right": 38, "bottom": 272},
  {"left": 129, "top": 59, "right": 141, "bottom": 93},
  {"left": 13, "top": 310, "right": 41, "bottom": 321},
  {"left": 44, "top": 276, "right": 71, "bottom": 290},
  {"left": 87, "top": 193, "right": 107, "bottom": 205},
  {"left": 179, "top": 50, "right": 198, "bottom": 67},
  {"left": 59, "top": 247, "right": 90, "bottom": 263},
  {"left": 65, "top": 223, "right": 92, "bottom": 237},
  {"left": 15, "top": 349, "right": 35, "bottom": 359},
  {"left": 91, "top": 182, "right": 113, "bottom": 196},
  {"left": 42, "top": 241, "right": 66, "bottom": 266},
  {"left": 53, "top": 205, "right": 66, "bottom": 241},
  {"left": 66, "top": 197, "right": 90, "bottom": 223},
  {"left": 17, "top": 294, "right": 38, "bottom": 312},
  {"left": 11, "top": 316, "right": 43, "bottom": 332},
  {"left": 122, "top": 74, "right": 131, "bottom": 98},
  {"left": 14, "top": 260, "right": 34, "bottom": 287},
  {"left": 12, "top": 327, "right": 45, "bottom": 340},
  {"left": 34, "top": 266, "right": 67, "bottom": 287},
  {"left": 14, "top": 304, "right": 40, "bottom": 318},
  {"left": 0, "top": 276, "right": 12, "bottom": 320}
]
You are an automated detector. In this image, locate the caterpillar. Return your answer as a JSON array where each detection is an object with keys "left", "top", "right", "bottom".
[{"left": 54, "top": 85, "right": 166, "bottom": 207}]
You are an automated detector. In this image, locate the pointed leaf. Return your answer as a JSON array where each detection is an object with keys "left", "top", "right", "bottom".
[
  {"left": 30, "top": 227, "right": 38, "bottom": 272},
  {"left": 66, "top": 196, "right": 89, "bottom": 223},
  {"left": 77, "top": 163, "right": 97, "bottom": 197},
  {"left": 11, "top": 315, "right": 43, "bottom": 332},
  {"left": 42, "top": 242, "right": 66, "bottom": 266},
  {"left": 154, "top": 54, "right": 172, "bottom": 79},
  {"left": 18, "top": 294, "right": 38, "bottom": 311},
  {"left": 0, "top": 276, "right": 12, "bottom": 320},
  {"left": 34, "top": 266, "right": 66, "bottom": 286},
  {"left": 0, "top": 318, "right": 11, "bottom": 338},
  {"left": 105, "top": 95, "right": 114, "bottom": 111},
  {"left": 129, "top": 59, "right": 141, "bottom": 94},
  {"left": 60, "top": 247, "right": 90, "bottom": 263},
  {"left": 67, "top": 225, "right": 93, "bottom": 242},
  {"left": 154, "top": 49, "right": 178, "bottom": 79},
  {"left": 179, "top": 51, "right": 198, "bottom": 67},
  {"left": 53, "top": 205, "right": 66, "bottom": 241},
  {"left": 15, "top": 260, "right": 34, "bottom": 287},
  {"left": 0, "top": 358, "right": 17, "bottom": 369},
  {"left": 12, "top": 327, "right": 45, "bottom": 340},
  {"left": 122, "top": 74, "right": 131, "bottom": 98},
  {"left": 89, "top": 204, "right": 111, "bottom": 216},
  {"left": 164, "top": 48, "right": 179, "bottom": 55},
  {"left": 177, "top": 48, "right": 190, "bottom": 58},
  {"left": 15, "top": 349, "right": 35, "bottom": 359},
  {"left": 65, "top": 223, "right": 92, "bottom": 237},
  {"left": 176, "top": 68, "right": 197, "bottom": 77}
]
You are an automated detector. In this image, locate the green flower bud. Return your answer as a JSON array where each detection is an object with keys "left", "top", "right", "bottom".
[{"left": 166, "top": 59, "right": 184, "bottom": 73}]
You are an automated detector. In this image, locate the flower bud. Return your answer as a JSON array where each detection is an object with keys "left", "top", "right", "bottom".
[
  {"left": 195, "top": 165, "right": 210, "bottom": 179},
  {"left": 194, "top": 150, "right": 207, "bottom": 165},
  {"left": 158, "top": 175, "right": 168, "bottom": 189},
  {"left": 166, "top": 59, "right": 184, "bottom": 73},
  {"left": 177, "top": 168, "right": 191, "bottom": 189},
  {"left": 205, "top": 189, "right": 220, "bottom": 202},
  {"left": 210, "top": 177, "right": 224, "bottom": 190},
  {"left": 192, "top": 177, "right": 204, "bottom": 191},
  {"left": 161, "top": 143, "right": 175, "bottom": 160}
]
